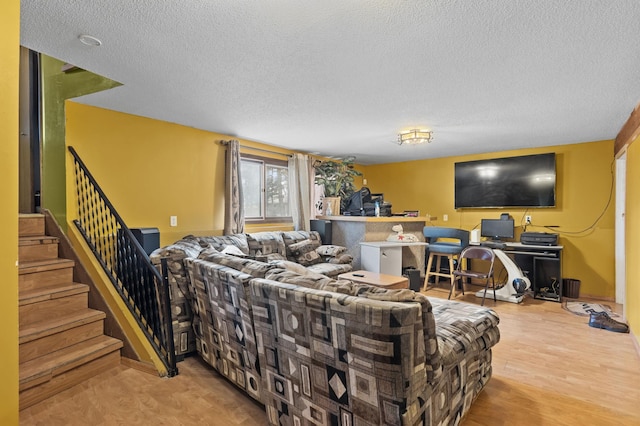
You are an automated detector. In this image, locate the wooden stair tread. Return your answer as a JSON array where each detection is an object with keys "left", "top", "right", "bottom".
[
  {"left": 19, "top": 309, "right": 105, "bottom": 344},
  {"left": 19, "top": 282, "right": 89, "bottom": 306},
  {"left": 19, "top": 335, "right": 123, "bottom": 390},
  {"left": 19, "top": 258, "right": 75, "bottom": 274},
  {"left": 19, "top": 235, "right": 59, "bottom": 246}
]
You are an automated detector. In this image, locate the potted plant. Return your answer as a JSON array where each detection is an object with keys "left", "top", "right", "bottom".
[{"left": 314, "top": 156, "right": 362, "bottom": 215}]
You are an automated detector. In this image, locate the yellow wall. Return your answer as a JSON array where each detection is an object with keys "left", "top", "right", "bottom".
[
  {"left": 64, "top": 101, "right": 619, "bottom": 301},
  {"left": 362, "top": 141, "right": 616, "bottom": 299},
  {"left": 0, "top": 0, "right": 20, "bottom": 423},
  {"left": 625, "top": 137, "right": 640, "bottom": 342},
  {"left": 62, "top": 98, "right": 636, "bottom": 337},
  {"left": 65, "top": 102, "right": 297, "bottom": 245}
]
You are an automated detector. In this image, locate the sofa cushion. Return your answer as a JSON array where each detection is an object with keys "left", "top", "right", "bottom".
[
  {"left": 315, "top": 244, "right": 346, "bottom": 257},
  {"left": 281, "top": 230, "right": 322, "bottom": 260},
  {"left": 268, "top": 259, "right": 316, "bottom": 276},
  {"left": 306, "top": 262, "right": 352, "bottom": 277},
  {"left": 265, "top": 253, "right": 287, "bottom": 261},
  {"left": 325, "top": 253, "right": 354, "bottom": 264},
  {"left": 150, "top": 238, "right": 204, "bottom": 261},
  {"left": 246, "top": 232, "right": 287, "bottom": 257},
  {"left": 193, "top": 234, "right": 250, "bottom": 255},
  {"left": 265, "top": 268, "right": 338, "bottom": 289},
  {"left": 288, "top": 238, "right": 322, "bottom": 266},
  {"left": 315, "top": 244, "right": 353, "bottom": 264},
  {"left": 197, "top": 248, "right": 275, "bottom": 278}
]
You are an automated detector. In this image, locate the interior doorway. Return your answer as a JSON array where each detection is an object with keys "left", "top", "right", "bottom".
[
  {"left": 615, "top": 151, "right": 627, "bottom": 311},
  {"left": 18, "top": 47, "right": 41, "bottom": 214}
]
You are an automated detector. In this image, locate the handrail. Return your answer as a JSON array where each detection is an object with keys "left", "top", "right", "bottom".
[{"left": 68, "top": 146, "right": 178, "bottom": 377}]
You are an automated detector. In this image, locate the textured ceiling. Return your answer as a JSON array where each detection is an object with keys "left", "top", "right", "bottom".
[{"left": 20, "top": 0, "right": 640, "bottom": 164}]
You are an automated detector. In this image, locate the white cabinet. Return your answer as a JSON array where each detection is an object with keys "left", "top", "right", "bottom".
[
  {"left": 361, "top": 244, "right": 402, "bottom": 275},
  {"left": 360, "top": 242, "right": 428, "bottom": 276}
]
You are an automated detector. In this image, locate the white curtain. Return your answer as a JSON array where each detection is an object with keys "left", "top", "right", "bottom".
[
  {"left": 288, "top": 153, "right": 313, "bottom": 231},
  {"left": 223, "top": 140, "right": 244, "bottom": 234}
]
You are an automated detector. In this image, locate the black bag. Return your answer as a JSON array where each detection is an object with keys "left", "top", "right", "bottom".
[
  {"left": 344, "top": 187, "right": 372, "bottom": 216},
  {"left": 345, "top": 187, "right": 392, "bottom": 216}
]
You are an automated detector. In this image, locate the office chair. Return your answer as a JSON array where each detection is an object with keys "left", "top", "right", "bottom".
[
  {"left": 453, "top": 246, "right": 496, "bottom": 305},
  {"left": 422, "top": 227, "right": 469, "bottom": 297}
]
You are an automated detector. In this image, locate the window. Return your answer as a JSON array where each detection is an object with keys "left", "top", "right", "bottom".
[{"left": 240, "top": 155, "right": 290, "bottom": 222}]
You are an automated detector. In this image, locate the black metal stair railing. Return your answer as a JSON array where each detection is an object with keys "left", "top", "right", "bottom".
[{"left": 68, "top": 146, "right": 178, "bottom": 377}]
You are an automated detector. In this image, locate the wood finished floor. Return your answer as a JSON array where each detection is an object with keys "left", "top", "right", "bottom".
[{"left": 20, "top": 290, "right": 640, "bottom": 425}]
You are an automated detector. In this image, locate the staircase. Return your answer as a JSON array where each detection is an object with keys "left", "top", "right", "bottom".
[{"left": 18, "top": 213, "right": 123, "bottom": 409}]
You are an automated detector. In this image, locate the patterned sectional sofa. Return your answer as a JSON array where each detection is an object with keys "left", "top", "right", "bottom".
[
  {"left": 150, "top": 230, "right": 354, "bottom": 358},
  {"left": 173, "top": 246, "right": 500, "bottom": 425}
]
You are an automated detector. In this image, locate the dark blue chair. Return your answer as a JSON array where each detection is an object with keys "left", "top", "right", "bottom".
[{"left": 423, "top": 227, "right": 470, "bottom": 299}]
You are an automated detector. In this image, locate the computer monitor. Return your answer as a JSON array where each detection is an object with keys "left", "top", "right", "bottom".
[
  {"left": 370, "top": 193, "right": 384, "bottom": 204},
  {"left": 480, "top": 218, "right": 514, "bottom": 241}
]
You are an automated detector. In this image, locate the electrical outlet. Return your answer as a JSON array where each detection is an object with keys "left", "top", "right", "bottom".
[
  {"left": 170, "top": 216, "right": 178, "bottom": 227},
  {"left": 363, "top": 178, "right": 368, "bottom": 185},
  {"left": 525, "top": 215, "right": 532, "bottom": 224},
  {"left": 443, "top": 214, "right": 448, "bottom": 222}
]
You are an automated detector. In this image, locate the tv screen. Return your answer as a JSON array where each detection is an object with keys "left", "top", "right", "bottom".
[
  {"left": 481, "top": 219, "right": 514, "bottom": 241},
  {"left": 454, "top": 153, "right": 556, "bottom": 208}
]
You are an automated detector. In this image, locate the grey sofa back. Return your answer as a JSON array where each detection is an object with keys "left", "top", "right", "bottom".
[
  {"left": 184, "top": 257, "right": 267, "bottom": 402},
  {"left": 249, "top": 277, "right": 441, "bottom": 425}
]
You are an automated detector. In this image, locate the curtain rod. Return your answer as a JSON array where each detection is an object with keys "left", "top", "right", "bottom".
[{"left": 219, "top": 140, "right": 293, "bottom": 158}]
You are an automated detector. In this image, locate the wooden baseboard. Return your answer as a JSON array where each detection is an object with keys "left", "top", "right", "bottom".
[
  {"left": 578, "top": 293, "right": 615, "bottom": 302},
  {"left": 632, "top": 331, "right": 640, "bottom": 358},
  {"left": 120, "top": 357, "right": 161, "bottom": 377}
]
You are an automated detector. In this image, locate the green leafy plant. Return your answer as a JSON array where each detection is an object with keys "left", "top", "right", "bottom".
[{"left": 314, "top": 157, "right": 362, "bottom": 211}]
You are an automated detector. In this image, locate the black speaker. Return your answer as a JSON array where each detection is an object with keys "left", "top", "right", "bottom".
[
  {"left": 310, "top": 220, "right": 332, "bottom": 244},
  {"left": 130, "top": 227, "right": 160, "bottom": 255},
  {"left": 403, "top": 267, "right": 422, "bottom": 291}
]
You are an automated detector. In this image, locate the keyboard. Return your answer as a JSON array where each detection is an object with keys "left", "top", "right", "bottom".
[{"left": 480, "top": 241, "right": 507, "bottom": 249}]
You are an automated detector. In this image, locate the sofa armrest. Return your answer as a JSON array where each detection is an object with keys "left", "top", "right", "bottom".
[{"left": 427, "top": 297, "right": 500, "bottom": 366}]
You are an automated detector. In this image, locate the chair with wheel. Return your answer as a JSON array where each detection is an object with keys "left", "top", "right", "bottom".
[
  {"left": 453, "top": 246, "right": 497, "bottom": 305},
  {"left": 422, "top": 227, "right": 469, "bottom": 298}
]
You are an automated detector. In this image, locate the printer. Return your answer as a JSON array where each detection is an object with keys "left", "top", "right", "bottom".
[{"left": 520, "top": 232, "right": 558, "bottom": 246}]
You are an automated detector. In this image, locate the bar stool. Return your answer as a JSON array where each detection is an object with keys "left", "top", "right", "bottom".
[{"left": 422, "top": 227, "right": 470, "bottom": 298}]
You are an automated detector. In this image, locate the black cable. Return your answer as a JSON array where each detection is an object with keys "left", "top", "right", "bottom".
[{"left": 536, "top": 158, "right": 615, "bottom": 236}]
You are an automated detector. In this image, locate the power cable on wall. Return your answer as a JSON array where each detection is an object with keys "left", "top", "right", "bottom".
[{"left": 526, "top": 158, "right": 615, "bottom": 236}]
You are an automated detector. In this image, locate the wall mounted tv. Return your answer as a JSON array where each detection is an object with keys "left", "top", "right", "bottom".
[{"left": 454, "top": 153, "right": 556, "bottom": 208}]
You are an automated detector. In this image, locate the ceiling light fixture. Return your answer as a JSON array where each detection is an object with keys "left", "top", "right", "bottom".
[
  {"left": 397, "top": 129, "right": 433, "bottom": 145},
  {"left": 78, "top": 34, "right": 102, "bottom": 47}
]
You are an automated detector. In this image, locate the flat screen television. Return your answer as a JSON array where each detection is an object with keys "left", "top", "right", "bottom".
[
  {"left": 454, "top": 153, "right": 556, "bottom": 208},
  {"left": 481, "top": 218, "right": 514, "bottom": 241}
]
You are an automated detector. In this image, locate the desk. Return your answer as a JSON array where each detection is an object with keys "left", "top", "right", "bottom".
[
  {"left": 360, "top": 241, "right": 428, "bottom": 276},
  {"left": 474, "top": 242, "right": 563, "bottom": 302}
]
